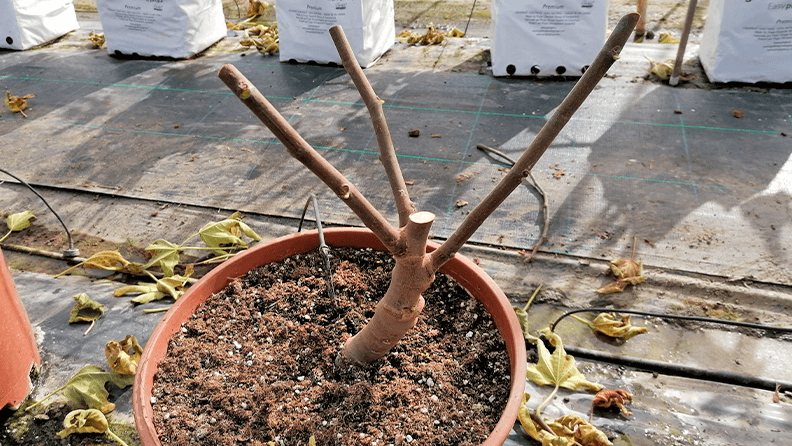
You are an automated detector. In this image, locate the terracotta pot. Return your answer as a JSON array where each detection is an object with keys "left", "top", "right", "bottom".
[
  {"left": 133, "top": 228, "right": 527, "bottom": 445},
  {"left": 0, "top": 248, "right": 41, "bottom": 410}
]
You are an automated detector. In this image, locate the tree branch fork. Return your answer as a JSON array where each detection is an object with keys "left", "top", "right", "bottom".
[{"left": 218, "top": 15, "right": 639, "bottom": 365}]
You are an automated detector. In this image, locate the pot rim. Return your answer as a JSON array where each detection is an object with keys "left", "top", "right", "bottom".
[{"left": 133, "top": 227, "right": 526, "bottom": 446}]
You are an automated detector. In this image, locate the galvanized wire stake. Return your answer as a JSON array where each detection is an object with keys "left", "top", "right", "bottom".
[
  {"left": 298, "top": 194, "right": 336, "bottom": 304},
  {"left": 0, "top": 168, "right": 79, "bottom": 258},
  {"left": 463, "top": 0, "right": 478, "bottom": 37}
]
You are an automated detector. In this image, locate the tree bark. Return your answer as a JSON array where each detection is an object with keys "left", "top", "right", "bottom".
[{"left": 340, "top": 212, "right": 436, "bottom": 365}]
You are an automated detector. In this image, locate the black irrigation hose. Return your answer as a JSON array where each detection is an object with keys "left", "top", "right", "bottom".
[
  {"left": 550, "top": 307, "right": 792, "bottom": 334},
  {"left": 546, "top": 308, "right": 792, "bottom": 392},
  {"left": 559, "top": 343, "right": 792, "bottom": 393},
  {"left": 298, "top": 194, "right": 336, "bottom": 304},
  {"left": 0, "top": 168, "right": 79, "bottom": 257}
]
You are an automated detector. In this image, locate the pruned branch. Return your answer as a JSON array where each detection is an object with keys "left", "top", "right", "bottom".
[
  {"left": 430, "top": 13, "right": 639, "bottom": 270},
  {"left": 329, "top": 26, "right": 415, "bottom": 228},
  {"left": 218, "top": 65, "right": 401, "bottom": 252}
]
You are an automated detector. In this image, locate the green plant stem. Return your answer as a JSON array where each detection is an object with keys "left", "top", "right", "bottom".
[
  {"left": 569, "top": 314, "right": 594, "bottom": 327},
  {"left": 25, "top": 384, "right": 68, "bottom": 412},
  {"left": 535, "top": 384, "right": 560, "bottom": 419},
  {"left": 0, "top": 230, "right": 11, "bottom": 243},
  {"left": 143, "top": 307, "right": 171, "bottom": 314},
  {"left": 105, "top": 428, "right": 131, "bottom": 446},
  {"left": 54, "top": 261, "right": 86, "bottom": 278},
  {"left": 522, "top": 284, "right": 542, "bottom": 312}
]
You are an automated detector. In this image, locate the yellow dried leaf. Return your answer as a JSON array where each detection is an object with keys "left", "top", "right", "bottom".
[
  {"left": 6, "top": 210, "right": 35, "bottom": 232},
  {"left": 199, "top": 212, "right": 261, "bottom": 254},
  {"left": 577, "top": 313, "right": 649, "bottom": 340},
  {"left": 658, "top": 33, "right": 680, "bottom": 44},
  {"left": 447, "top": 28, "right": 465, "bottom": 37},
  {"left": 69, "top": 293, "right": 105, "bottom": 324},
  {"left": 57, "top": 409, "right": 108, "bottom": 438},
  {"left": 645, "top": 57, "right": 674, "bottom": 79},
  {"left": 105, "top": 335, "right": 142, "bottom": 375},
  {"left": 88, "top": 32, "right": 105, "bottom": 48},
  {"left": 5, "top": 91, "right": 35, "bottom": 116},
  {"left": 552, "top": 415, "right": 613, "bottom": 446},
  {"left": 143, "top": 239, "right": 181, "bottom": 277},
  {"left": 114, "top": 282, "right": 165, "bottom": 304},
  {"left": 527, "top": 328, "right": 602, "bottom": 392}
]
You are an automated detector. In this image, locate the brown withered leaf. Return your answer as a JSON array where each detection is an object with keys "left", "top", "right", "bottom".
[
  {"left": 408, "top": 129, "right": 420, "bottom": 137},
  {"left": 733, "top": 110, "right": 745, "bottom": 118},
  {"left": 105, "top": 335, "right": 143, "bottom": 375},
  {"left": 597, "top": 256, "right": 645, "bottom": 294},
  {"left": 552, "top": 170, "right": 566, "bottom": 179}
]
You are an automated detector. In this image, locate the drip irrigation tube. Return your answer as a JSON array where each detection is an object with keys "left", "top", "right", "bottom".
[
  {"left": 0, "top": 168, "right": 78, "bottom": 257},
  {"left": 560, "top": 343, "right": 792, "bottom": 393},
  {"left": 551, "top": 307, "right": 792, "bottom": 334},
  {"left": 546, "top": 308, "right": 792, "bottom": 392}
]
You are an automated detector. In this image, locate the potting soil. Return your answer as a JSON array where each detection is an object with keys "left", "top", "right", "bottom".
[{"left": 151, "top": 247, "right": 511, "bottom": 446}]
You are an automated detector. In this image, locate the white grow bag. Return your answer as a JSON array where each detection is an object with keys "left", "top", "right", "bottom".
[
  {"left": 95, "top": 0, "right": 226, "bottom": 59},
  {"left": 277, "top": 0, "right": 394, "bottom": 67},
  {"left": 490, "top": 0, "right": 608, "bottom": 77},
  {"left": 0, "top": 0, "right": 79, "bottom": 50},
  {"left": 700, "top": 0, "right": 792, "bottom": 83}
]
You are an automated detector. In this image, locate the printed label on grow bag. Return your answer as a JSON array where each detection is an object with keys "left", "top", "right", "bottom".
[
  {"left": 96, "top": 0, "right": 226, "bottom": 59},
  {"left": 278, "top": 0, "right": 394, "bottom": 67},
  {"left": 700, "top": 0, "right": 792, "bottom": 82},
  {"left": 490, "top": 0, "right": 607, "bottom": 77}
]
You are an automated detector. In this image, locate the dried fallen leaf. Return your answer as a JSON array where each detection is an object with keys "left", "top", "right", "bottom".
[
  {"left": 114, "top": 282, "right": 164, "bottom": 304},
  {"left": 447, "top": 28, "right": 465, "bottom": 38},
  {"left": 518, "top": 394, "right": 613, "bottom": 446},
  {"left": 5, "top": 91, "right": 35, "bottom": 118},
  {"left": 591, "top": 389, "right": 633, "bottom": 417},
  {"left": 247, "top": 0, "right": 269, "bottom": 16},
  {"left": 105, "top": 335, "right": 142, "bottom": 375},
  {"left": 644, "top": 57, "right": 674, "bottom": 79},
  {"left": 408, "top": 129, "right": 420, "bottom": 137},
  {"left": 674, "top": 110, "right": 683, "bottom": 114},
  {"left": 88, "top": 32, "right": 105, "bottom": 48},
  {"left": 597, "top": 256, "right": 645, "bottom": 294},
  {"left": 57, "top": 409, "right": 107, "bottom": 437},
  {"left": 27, "top": 365, "right": 133, "bottom": 414},
  {"left": 527, "top": 328, "right": 602, "bottom": 392},
  {"left": 143, "top": 239, "right": 181, "bottom": 277},
  {"left": 552, "top": 170, "right": 566, "bottom": 179},
  {"left": 403, "top": 24, "right": 445, "bottom": 45},
  {"left": 733, "top": 109, "right": 745, "bottom": 118},
  {"left": 552, "top": 414, "right": 613, "bottom": 446},
  {"left": 455, "top": 200, "right": 468, "bottom": 208},
  {"left": 658, "top": 33, "right": 680, "bottom": 44},
  {"left": 57, "top": 409, "right": 130, "bottom": 446},
  {"left": 199, "top": 212, "right": 262, "bottom": 254},
  {"left": 431, "top": 134, "right": 442, "bottom": 138},
  {"left": 69, "top": 294, "right": 105, "bottom": 335},
  {"left": 572, "top": 313, "right": 648, "bottom": 340},
  {"left": 2, "top": 210, "right": 35, "bottom": 242}
]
